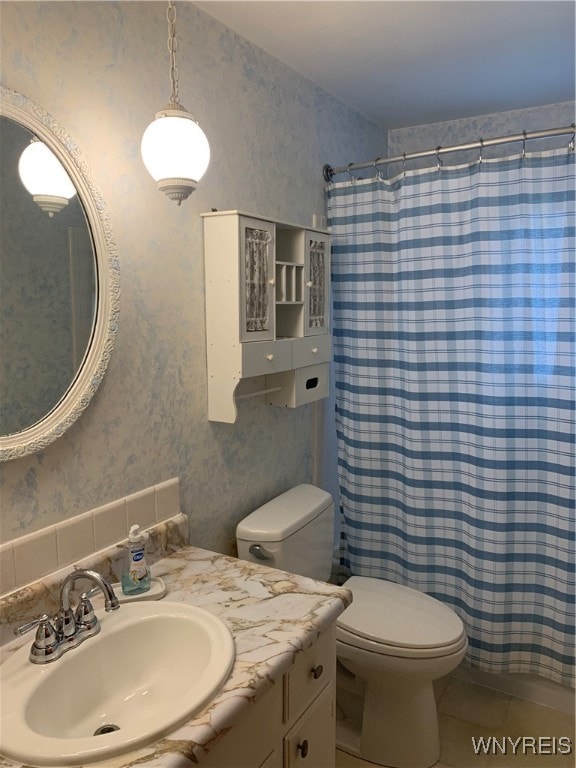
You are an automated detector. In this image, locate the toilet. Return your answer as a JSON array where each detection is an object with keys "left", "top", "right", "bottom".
[{"left": 236, "top": 484, "right": 467, "bottom": 768}]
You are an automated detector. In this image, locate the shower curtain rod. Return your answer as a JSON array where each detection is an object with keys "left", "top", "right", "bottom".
[{"left": 322, "top": 123, "right": 576, "bottom": 182}]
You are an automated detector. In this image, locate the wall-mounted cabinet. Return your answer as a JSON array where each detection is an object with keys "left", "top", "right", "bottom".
[{"left": 202, "top": 211, "right": 331, "bottom": 423}]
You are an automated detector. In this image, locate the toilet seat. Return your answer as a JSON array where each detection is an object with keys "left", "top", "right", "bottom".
[{"left": 337, "top": 576, "right": 467, "bottom": 659}]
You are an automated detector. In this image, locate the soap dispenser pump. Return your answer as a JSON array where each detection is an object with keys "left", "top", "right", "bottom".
[{"left": 122, "top": 525, "right": 151, "bottom": 595}]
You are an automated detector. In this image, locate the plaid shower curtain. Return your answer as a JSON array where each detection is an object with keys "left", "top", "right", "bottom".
[{"left": 326, "top": 148, "right": 575, "bottom": 686}]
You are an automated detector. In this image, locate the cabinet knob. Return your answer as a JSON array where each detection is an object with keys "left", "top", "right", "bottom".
[
  {"left": 311, "top": 347, "right": 318, "bottom": 354},
  {"left": 311, "top": 664, "right": 323, "bottom": 679},
  {"left": 268, "top": 277, "right": 276, "bottom": 285},
  {"left": 305, "top": 281, "right": 313, "bottom": 288},
  {"left": 297, "top": 740, "right": 309, "bottom": 758},
  {"left": 266, "top": 354, "right": 274, "bottom": 361}
]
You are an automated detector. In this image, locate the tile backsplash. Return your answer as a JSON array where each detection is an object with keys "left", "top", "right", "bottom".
[
  {"left": 0, "top": 478, "right": 180, "bottom": 597},
  {"left": 0, "top": 510, "right": 189, "bottom": 647}
]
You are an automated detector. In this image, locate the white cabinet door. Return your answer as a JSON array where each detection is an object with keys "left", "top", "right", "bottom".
[
  {"left": 202, "top": 680, "right": 283, "bottom": 767},
  {"left": 239, "top": 216, "right": 276, "bottom": 342},
  {"left": 284, "top": 685, "right": 335, "bottom": 768}
]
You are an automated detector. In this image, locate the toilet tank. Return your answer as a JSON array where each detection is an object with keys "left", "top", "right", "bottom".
[{"left": 236, "top": 484, "right": 334, "bottom": 581}]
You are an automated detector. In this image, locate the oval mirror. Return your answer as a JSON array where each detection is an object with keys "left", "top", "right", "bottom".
[{"left": 0, "top": 87, "right": 119, "bottom": 461}]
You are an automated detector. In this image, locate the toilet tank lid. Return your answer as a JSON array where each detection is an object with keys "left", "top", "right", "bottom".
[{"left": 236, "top": 484, "right": 333, "bottom": 542}]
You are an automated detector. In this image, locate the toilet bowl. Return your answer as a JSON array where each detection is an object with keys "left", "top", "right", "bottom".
[
  {"left": 335, "top": 576, "right": 467, "bottom": 767},
  {"left": 236, "top": 485, "right": 468, "bottom": 768}
]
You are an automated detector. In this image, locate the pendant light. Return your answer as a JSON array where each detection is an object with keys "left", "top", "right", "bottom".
[
  {"left": 141, "top": 1, "right": 210, "bottom": 205},
  {"left": 18, "top": 139, "right": 76, "bottom": 216}
]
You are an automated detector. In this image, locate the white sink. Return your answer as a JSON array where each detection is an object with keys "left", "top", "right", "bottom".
[{"left": 0, "top": 601, "right": 235, "bottom": 766}]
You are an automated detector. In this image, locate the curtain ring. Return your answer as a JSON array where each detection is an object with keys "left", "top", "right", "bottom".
[
  {"left": 521, "top": 130, "right": 527, "bottom": 160},
  {"left": 436, "top": 146, "right": 443, "bottom": 171},
  {"left": 478, "top": 138, "right": 484, "bottom": 164},
  {"left": 402, "top": 152, "right": 407, "bottom": 178},
  {"left": 373, "top": 158, "right": 384, "bottom": 180},
  {"left": 347, "top": 162, "right": 357, "bottom": 183},
  {"left": 569, "top": 124, "right": 575, "bottom": 152}
]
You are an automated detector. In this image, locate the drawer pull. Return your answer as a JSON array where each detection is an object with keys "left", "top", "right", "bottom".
[
  {"left": 311, "top": 664, "right": 324, "bottom": 679},
  {"left": 266, "top": 354, "right": 274, "bottom": 361},
  {"left": 297, "top": 740, "right": 309, "bottom": 758}
]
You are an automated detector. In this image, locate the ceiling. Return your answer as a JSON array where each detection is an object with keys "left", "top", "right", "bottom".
[{"left": 195, "top": 1, "right": 575, "bottom": 129}]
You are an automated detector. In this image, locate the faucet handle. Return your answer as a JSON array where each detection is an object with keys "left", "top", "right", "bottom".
[
  {"left": 14, "top": 615, "right": 60, "bottom": 663},
  {"left": 75, "top": 593, "right": 99, "bottom": 632},
  {"left": 14, "top": 614, "right": 53, "bottom": 637}
]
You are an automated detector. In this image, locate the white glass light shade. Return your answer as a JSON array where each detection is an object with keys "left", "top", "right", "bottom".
[
  {"left": 141, "top": 108, "right": 210, "bottom": 204},
  {"left": 18, "top": 140, "right": 76, "bottom": 216}
]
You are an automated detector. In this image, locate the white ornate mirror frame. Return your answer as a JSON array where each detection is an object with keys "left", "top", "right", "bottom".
[{"left": 0, "top": 86, "right": 120, "bottom": 461}]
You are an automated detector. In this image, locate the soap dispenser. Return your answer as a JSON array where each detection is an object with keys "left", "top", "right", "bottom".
[{"left": 122, "top": 525, "right": 151, "bottom": 595}]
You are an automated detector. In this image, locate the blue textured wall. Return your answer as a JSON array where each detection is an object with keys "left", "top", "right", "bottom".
[{"left": 0, "top": 2, "right": 386, "bottom": 550}]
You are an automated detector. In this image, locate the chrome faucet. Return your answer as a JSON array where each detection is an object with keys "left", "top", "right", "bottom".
[{"left": 14, "top": 569, "right": 119, "bottom": 664}]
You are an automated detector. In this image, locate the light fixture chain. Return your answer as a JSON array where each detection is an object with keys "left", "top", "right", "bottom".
[{"left": 167, "top": 0, "right": 179, "bottom": 106}]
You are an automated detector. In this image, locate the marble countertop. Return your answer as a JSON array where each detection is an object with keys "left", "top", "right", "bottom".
[{"left": 0, "top": 543, "right": 352, "bottom": 768}]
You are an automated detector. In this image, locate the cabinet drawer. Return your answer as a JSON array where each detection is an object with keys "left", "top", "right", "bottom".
[
  {"left": 284, "top": 626, "right": 336, "bottom": 725},
  {"left": 242, "top": 340, "right": 292, "bottom": 377},
  {"left": 284, "top": 684, "right": 335, "bottom": 768},
  {"left": 291, "top": 334, "right": 331, "bottom": 369}
]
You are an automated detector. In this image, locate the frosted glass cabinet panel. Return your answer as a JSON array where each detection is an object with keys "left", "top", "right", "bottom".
[
  {"left": 304, "top": 234, "right": 330, "bottom": 336},
  {"left": 240, "top": 218, "right": 275, "bottom": 342}
]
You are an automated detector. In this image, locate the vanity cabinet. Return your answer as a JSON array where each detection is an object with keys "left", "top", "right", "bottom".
[
  {"left": 202, "top": 211, "right": 331, "bottom": 423},
  {"left": 203, "top": 626, "right": 336, "bottom": 768}
]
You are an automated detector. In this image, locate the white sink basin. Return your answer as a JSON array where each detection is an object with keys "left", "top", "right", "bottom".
[{"left": 0, "top": 601, "right": 235, "bottom": 766}]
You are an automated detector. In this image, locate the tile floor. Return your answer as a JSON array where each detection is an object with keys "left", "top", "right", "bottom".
[{"left": 335, "top": 677, "right": 575, "bottom": 768}]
